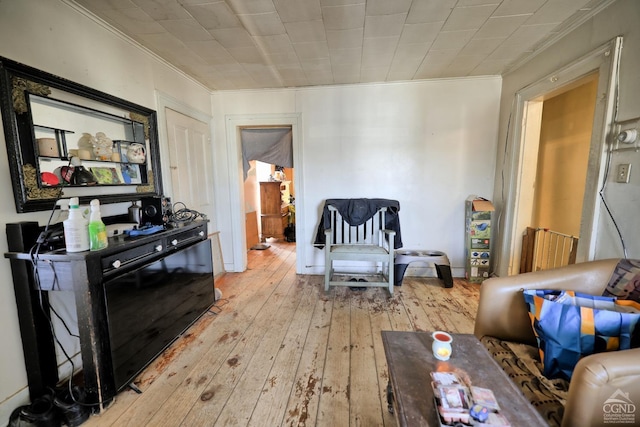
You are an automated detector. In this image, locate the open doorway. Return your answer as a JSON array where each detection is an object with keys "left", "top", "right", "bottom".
[
  {"left": 498, "top": 37, "right": 623, "bottom": 276},
  {"left": 517, "top": 74, "right": 599, "bottom": 272},
  {"left": 225, "top": 113, "right": 305, "bottom": 274},
  {"left": 240, "top": 126, "right": 294, "bottom": 251}
]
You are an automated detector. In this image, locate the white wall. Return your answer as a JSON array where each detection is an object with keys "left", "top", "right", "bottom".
[
  {"left": 492, "top": 0, "right": 640, "bottom": 275},
  {"left": 0, "top": 0, "right": 212, "bottom": 423},
  {"left": 212, "top": 77, "right": 502, "bottom": 275}
]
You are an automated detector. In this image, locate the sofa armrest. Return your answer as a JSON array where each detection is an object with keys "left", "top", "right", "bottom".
[
  {"left": 474, "top": 259, "right": 619, "bottom": 346},
  {"left": 562, "top": 348, "right": 640, "bottom": 427}
]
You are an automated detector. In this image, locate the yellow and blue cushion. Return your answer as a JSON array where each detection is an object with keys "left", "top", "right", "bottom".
[{"left": 522, "top": 289, "right": 640, "bottom": 381}]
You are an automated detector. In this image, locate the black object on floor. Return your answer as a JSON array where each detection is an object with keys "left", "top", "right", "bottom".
[
  {"left": 8, "top": 394, "right": 59, "bottom": 427},
  {"left": 349, "top": 278, "right": 367, "bottom": 291},
  {"left": 54, "top": 386, "right": 90, "bottom": 427},
  {"left": 284, "top": 225, "right": 296, "bottom": 242},
  {"left": 394, "top": 262, "right": 453, "bottom": 288},
  {"left": 393, "top": 250, "right": 453, "bottom": 287}
]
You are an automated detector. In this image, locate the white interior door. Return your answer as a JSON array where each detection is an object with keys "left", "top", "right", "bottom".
[{"left": 165, "top": 108, "right": 214, "bottom": 221}]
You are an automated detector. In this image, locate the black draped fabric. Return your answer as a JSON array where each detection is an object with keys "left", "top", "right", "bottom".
[
  {"left": 241, "top": 128, "right": 292, "bottom": 179},
  {"left": 314, "top": 198, "right": 402, "bottom": 249}
]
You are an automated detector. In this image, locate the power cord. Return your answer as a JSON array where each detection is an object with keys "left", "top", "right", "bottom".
[
  {"left": 28, "top": 190, "right": 111, "bottom": 409},
  {"left": 598, "top": 39, "right": 628, "bottom": 259},
  {"left": 170, "top": 201, "right": 207, "bottom": 224},
  {"left": 29, "top": 243, "right": 109, "bottom": 408},
  {"left": 493, "top": 101, "right": 514, "bottom": 278},
  {"left": 208, "top": 298, "right": 229, "bottom": 315}
]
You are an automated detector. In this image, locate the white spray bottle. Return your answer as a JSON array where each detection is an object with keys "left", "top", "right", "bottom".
[{"left": 63, "top": 197, "right": 89, "bottom": 252}]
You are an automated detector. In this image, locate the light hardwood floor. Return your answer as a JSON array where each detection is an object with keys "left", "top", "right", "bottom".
[{"left": 84, "top": 240, "right": 480, "bottom": 426}]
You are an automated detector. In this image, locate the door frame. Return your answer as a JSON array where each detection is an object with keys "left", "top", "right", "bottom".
[
  {"left": 226, "top": 113, "right": 304, "bottom": 273},
  {"left": 499, "top": 37, "right": 623, "bottom": 276}
]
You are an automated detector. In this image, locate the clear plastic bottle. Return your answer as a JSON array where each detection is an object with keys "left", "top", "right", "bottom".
[
  {"left": 63, "top": 197, "right": 89, "bottom": 252},
  {"left": 88, "top": 199, "right": 108, "bottom": 251},
  {"left": 55, "top": 198, "right": 70, "bottom": 224}
]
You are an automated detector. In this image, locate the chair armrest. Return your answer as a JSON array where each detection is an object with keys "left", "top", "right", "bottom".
[
  {"left": 562, "top": 348, "right": 640, "bottom": 427},
  {"left": 382, "top": 230, "right": 396, "bottom": 235},
  {"left": 474, "top": 259, "right": 619, "bottom": 345}
]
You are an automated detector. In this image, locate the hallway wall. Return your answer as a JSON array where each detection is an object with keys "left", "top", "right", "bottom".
[{"left": 533, "top": 77, "right": 598, "bottom": 236}]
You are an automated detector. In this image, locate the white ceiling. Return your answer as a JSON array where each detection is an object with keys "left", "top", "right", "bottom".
[{"left": 71, "top": 0, "right": 614, "bottom": 91}]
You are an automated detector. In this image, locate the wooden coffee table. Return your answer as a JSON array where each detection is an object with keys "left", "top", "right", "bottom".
[{"left": 382, "top": 331, "right": 547, "bottom": 426}]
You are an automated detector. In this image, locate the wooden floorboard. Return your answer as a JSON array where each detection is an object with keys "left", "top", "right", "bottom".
[
  {"left": 281, "top": 276, "right": 333, "bottom": 427},
  {"left": 83, "top": 240, "right": 479, "bottom": 427},
  {"left": 247, "top": 277, "right": 318, "bottom": 426},
  {"left": 349, "top": 291, "right": 384, "bottom": 426}
]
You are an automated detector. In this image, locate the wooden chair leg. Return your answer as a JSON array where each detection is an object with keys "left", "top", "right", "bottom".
[
  {"left": 324, "top": 245, "right": 331, "bottom": 292},
  {"left": 324, "top": 265, "right": 331, "bottom": 292},
  {"left": 388, "top": 262, "right": 394, "bottom": 295}
]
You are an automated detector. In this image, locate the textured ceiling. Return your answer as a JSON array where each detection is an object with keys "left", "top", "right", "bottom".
[{"left": 71, "top": 0, "right": 614, "bottom": 91}]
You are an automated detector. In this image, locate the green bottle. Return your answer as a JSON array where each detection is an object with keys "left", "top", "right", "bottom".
[{"left": 88, "top": 199, "right": 108, "bottom": 251}]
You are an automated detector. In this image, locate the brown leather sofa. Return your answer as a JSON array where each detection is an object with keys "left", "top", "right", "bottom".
[{"left": 474, "top": 259, "right": 640, "bottom": 427}]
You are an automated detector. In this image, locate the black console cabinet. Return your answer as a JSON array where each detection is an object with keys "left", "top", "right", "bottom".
[{"left": 5, "top": 221, "right": 214, "bottom": 410}]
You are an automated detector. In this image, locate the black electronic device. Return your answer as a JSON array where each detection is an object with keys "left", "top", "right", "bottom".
[
  {"left": 140, "top": 196, "right": 172, "bottom": 225},
  {"left": 33, "top": 224, "right": 65, "bottom": 251}
]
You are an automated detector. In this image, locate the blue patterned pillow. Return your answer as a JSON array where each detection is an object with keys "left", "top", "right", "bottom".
[
  {"left": 523, "top": 289, "right": 640, "bottom": 380},
  {"left": 603, "top": 259, "right": 640, "bottom": 302}
]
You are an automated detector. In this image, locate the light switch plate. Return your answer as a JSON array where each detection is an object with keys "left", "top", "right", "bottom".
[{"left": 616, "top": 163, "right": 631, "bottom": 183}]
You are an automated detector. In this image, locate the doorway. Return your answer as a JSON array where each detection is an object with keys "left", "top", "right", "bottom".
[
  {"left": 499, "top": 37, "right": 623, "bottom": 276},
  {"left": 226, "top": 114, "right": 305, "bottom": 274},
  {"left": 517, "top": 75, "right": 598, "bottom": 272}
]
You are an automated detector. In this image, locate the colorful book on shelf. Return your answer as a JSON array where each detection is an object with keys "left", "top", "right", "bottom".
[{"left": 90, "top": 167, "right": 121, "bottom": 184}]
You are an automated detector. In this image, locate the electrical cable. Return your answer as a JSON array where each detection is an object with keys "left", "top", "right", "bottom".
[
  {"left": 598, "top": 40, "right": 628, "bottom": 259},
  {"left": 492, "top": 103, "right": 514, "bottom": 278},
  {"left": 27, "top": 166, "right": 111, "bottom": 408},
  {"left": 170, "top": 201, "right": 207, "bottom": 224},
  {"left": 29, "top": 243, "right": 97, "bottom": 407},
  {"left": 30, "top": 244, "right": 112, "bottom": 408},
  {"left": 29, "top": 249, "right": 79, "bottom": 338},
  {"left": 208, "top": 298, "right": 229, "bottom": 315}
]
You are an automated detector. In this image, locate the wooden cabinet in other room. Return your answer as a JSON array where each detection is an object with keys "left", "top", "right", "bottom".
[{"left": 260, "top": 181, "right": 290, "bottom": 241}]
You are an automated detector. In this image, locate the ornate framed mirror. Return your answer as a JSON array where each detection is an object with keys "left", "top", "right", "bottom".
[{"left": 0, "top": 56, "right": 163, "bottom": 213}]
